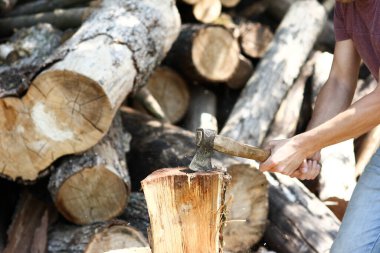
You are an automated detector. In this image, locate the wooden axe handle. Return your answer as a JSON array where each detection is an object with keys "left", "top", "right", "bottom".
[{"left": 214, "top": 135, "right": 270, "bottom": 162}]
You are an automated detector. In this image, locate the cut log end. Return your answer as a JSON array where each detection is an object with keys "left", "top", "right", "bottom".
[
  {"left": 0, "top": 70, "right": 112, "bottom": 182},
  {"left": 142, "top": 167, "right": 230, "bottom": 253},
  {"left": 192, "top": 26, "right": 240, "bottom": 81},
  {"left": 55, "top": 167, "right": 128, "bottom": 225},
  {"left": 193, "top": 0, "right": 222, "bottom": 24},
  {"left": 85, "top": 225, "right": 148, "bottom": 253},
  {"left": 220, "top": 0, "right": 240, "bottom": 8},
  {"left": 224, "top": 164, "right": 268, "bottom": 252}
]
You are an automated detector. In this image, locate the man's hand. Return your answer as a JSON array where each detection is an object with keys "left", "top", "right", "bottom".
[{"left": 259, "top": 139, "right": 321, "bottom": 180}]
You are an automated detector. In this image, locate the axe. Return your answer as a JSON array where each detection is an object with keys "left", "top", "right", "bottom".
[{"left": 189, "top": 128, "right": 271, "bottom": 171}]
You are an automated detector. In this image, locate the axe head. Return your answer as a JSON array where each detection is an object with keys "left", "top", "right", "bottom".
[{"left": 189, "top": 128, "right": 216, "bottom": 171}]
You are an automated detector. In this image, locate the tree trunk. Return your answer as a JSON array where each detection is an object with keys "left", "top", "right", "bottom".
[
  {"left": 226, "top": 54, "right": 254, "bottom": 90},
  {"left": 221, "top": 0, "right": 326, "bottom": 147},
  {"left": 183, "top": 85, "right": 218, "bottom": 132},
  {"left": 193, "top": 0, "right": 221, "bottom": 23},
  {"left": 144, "top": 66, "right": 190, "bottom": 124},
  {"left": 3, "top": 191, "right": 57, "bottom": 253},
  {"left": 142, "top": 167, "right": 230, "bottom": 253},
  {"left": 0, "top": 0, "right": 180, "bottom": 182},
  {"left": 224, "top": 164, "right": 268, "bottom": 253},
  {"left": 7, "top": 0, "right": 91, "bottom": 17},
  {"left": 263, "top": 173, "right": 340, "bottom": 253},
  {"left": 262, "top": 54, "right": 315, "bottom": 144},
  {"left": 48, "top": 220, "right": 148, "bottom": 253},
  {"left": 0, "top": 23, "right": 62, "bottom": 98},
  {"left": 238, "top": 21, "right": 273, "bottom": 59},
  {"left": 166, "top": 24, "right": 240, "bottom": 83},
  {"left": 0, "top": 7, "right": 93, "bottom": 37},
  {"left": 48, "top": 114, "right": 131, "bottom": 225}
]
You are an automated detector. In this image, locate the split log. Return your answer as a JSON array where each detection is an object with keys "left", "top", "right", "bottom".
[
  {"left": 183, "top": 85, "right": 218, "bottom": 132},
  {"left": 224, "top": 164, "right": 268, "bottom": 253},
  {"left": 0, "top": 7, "right": 93, "bottom": 37},
  {"left": 262, "top": 55, "right": 315, "bottom": 144},
  {"left": 7, "top": 0, "right": 91, "bottom": 17},
  {"left": 0, "top": 0, "right": 180, "bottom": 182},
  {"left": 239, "top": 22, "right": 273, "bottom": 59},
  {"left": 3, "top": 191, "right": 57, "bottom": 253},
  {"left": 226, "top": 54, "right": 254, "bottom": 90},
  {"left": 193, "top": 0, "right": 221, "bottom": 24},
  {"left": 134, "top": 87, "right": 168, "bottom": 122},
  {"left": 48, "top": 220, "right": 148, "bottom": 253},
  {"left": 221, "top": 0, "right": 326, "bottom": 147},
  {"left": 166, "top": 24, "right": 240, "bottom": 83},
  {"left": 122, "top": 108, "right": 269, "bottom": 251},
  {"left": 0, "top": 23, "right": 62, "bottom": 98},
  {"left": 48, "top": 114, "right": 131, "bottom": 225},
  {"left": 263, "top": 173, "right": 340, "bottom": 253},
  {"left": 0, "top": 0, "right": 16, "bottom": 13},
  {"left": 265, "top": 0, "right": 335, "bottom": 51},
  {"left": 144, "top": 67, "right": 190, "bottom": 123},
  {"left": 142, "top": 168, "right": 230, "bottom": 253}
]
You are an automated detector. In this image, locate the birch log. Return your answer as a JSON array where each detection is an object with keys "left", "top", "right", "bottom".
[
  {"left": 221, "top": 0, "right": 326, "bottom": 147},
  {"left": 0, "top": 0, "right": 180, "bottom": 182}
]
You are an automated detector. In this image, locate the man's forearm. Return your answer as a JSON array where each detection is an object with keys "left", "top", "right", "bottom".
[{"left": 296, "top": 84, "right": 380, "bottom": 155}]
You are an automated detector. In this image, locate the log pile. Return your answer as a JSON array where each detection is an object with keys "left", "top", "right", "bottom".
[{"left": 0, "top": 0, "right": 376, "bottom": 252}]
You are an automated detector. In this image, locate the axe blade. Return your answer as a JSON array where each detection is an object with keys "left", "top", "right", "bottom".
[{"left": 189, "top": 129, "right": 215, "bottom": 171}]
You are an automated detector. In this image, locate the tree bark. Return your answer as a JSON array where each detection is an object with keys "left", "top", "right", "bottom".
[
  {"left": 48, "top": 220, "right": 148, "bottom": 253},
  {"left": 7, "top": 0, "right": 91, "bottom": 17},
  {"left": 183, "top": 85, "right": 218, "bottom": 132},
  {"left": 3, "top": 191, "right": 57, "bottom": 253},
  {"left": 48, "top": 114, "right": 131, "bottom": 225},
  {"left": 221, "top": 0, "right": 326, "bottom": 147},
  {"left": 0, "top": 7, "right": 93, "bottom": 37},
  {"left": 144, "top": 66, "right": 190, "bottom": 124},
  {"left": 166, "top": 24, "right": 240, "bottom": 83},
  {"left": 238, "top": 21, "right": 273, "bottom": 59},
  {"left": 0, "top": 23, "right": 62, "bottom": 98},
  {"left": 142, "top": 168, "right": 230, "bottom": 253},
  {"left": 0, "top": 0, "right": 180, "bottom": 182}
]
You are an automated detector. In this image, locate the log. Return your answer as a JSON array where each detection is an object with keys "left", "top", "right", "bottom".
[
  {"left": 220, "top": 0, "right": 240, "bottom": 8},
  {"left": 226, "top": 54, "right": 254, "bottom": 90},
  {"left": 107, "top": 248, "right": 151, "bottom": 253},
  {"left": 0, "top": 0, "right": 16, "bottom": 13},
  {"left": 0, "top": 7, "right": 93, "bottom": 37},
  {"left": 48, "top": 114, "right": 131, "bottom": 225},
  {"left": 0, "top": 0, "right": 180, "bottom": 182},
  {"left": 0, "top": 23, "right": 62, "bottom": 98},
  {"left": 265, "top": 0, "right": 335, "bottom": 51},
  {"left": 166, "top": 24, "right": 240, "bottom": 83},
  {"left": 122, "top": 108, "right": 269, "bottom": 251},
  {"left": 221, "top": 0, "right": 326, "bottom": 147},
  {"left": 141, "top": 167, "right": 230, "bottom": 253},
  {"left": 3, "top": 191, "right": 57, "bottom": 253},
  {"left": 193, "top": 0, "right": 221, "bottom": 24},
  {"left": 144, "top": 66, "right": 190, "bottom": 123},
  {"left": 7, "top": 0, "right": 91, "bottom": 17},
  {"left": 179, "top": 0, "right": 201, "bottom": 5},
  {"left": 263, "top": 173, "right": 340, "bottom": 253},
  {"left": 224, "top": 164, "right": 268, "bottom": 253},
  {"left": 134, "top": 87, "right": 168, "bottom": 122},
  {"left": 262, "top": 54, "right": 315, "bottom": 144},
  {"left": 238, "top": 21, "right": 273, "bottom": 59},
  {"left": 355, "top": 125, "right": 380, "bottom": 178},
  {"left": 311, "top": 51, "right": 334, "bottom": 105},
  {"left": 183, "top": 85, "right": 218, "bottom": 132},
  {"left": 118, "top": 192, "right": 150, "bottom": 239},
  {"left": 48, "top": 220, "right": 149, "bottom": 253}
]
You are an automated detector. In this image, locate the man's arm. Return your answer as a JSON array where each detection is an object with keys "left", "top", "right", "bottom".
[{"left": 260, "top": 39, "right": 364, "bottom": 177}]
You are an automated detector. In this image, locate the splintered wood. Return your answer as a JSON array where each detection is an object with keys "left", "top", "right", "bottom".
[{"left": 142, "top": 168, "right": 230, "bottom": 253}]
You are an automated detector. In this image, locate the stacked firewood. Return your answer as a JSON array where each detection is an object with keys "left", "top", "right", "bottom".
[{"left": 0, "top": 0, "right": 377, "bottom": 252}]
